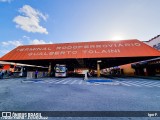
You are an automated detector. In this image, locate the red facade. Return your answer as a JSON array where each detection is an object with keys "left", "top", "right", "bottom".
[{"left": 1, "top": 39, "right": 160, "bottom": 60}]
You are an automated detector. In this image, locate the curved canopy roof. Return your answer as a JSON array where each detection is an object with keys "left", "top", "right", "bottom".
[{"left": 1, "top": 39, "right": 160, "bottom": 61}]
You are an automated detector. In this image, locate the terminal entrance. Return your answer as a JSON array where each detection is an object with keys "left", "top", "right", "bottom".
[
  {"left": 0, "top": 39, "right": 159, "bottom": 78},
  {"left": 2, "top": 56, "right": 158, "bottom": 78}
]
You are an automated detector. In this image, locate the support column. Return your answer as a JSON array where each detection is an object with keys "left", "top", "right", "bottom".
[
  {"left": 97, "top": 60, "right": 101, "bottom": 77},
  {"left": 48, "top": 62, "right": 52, "bottom": 76}
]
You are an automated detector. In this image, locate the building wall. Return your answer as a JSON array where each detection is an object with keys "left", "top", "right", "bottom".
[{"left": 144, "top": 35, "right": 160, "bottom": 50}]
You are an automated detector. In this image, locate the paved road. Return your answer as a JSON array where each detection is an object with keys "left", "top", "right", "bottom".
[
  {"left": 114, "top": 78, "right": 160, "bottom": 87},
  {"left": 22, "top": 77, "right": 160, "bottom": 88},
  {"left": 0, "top": 77, "right": 160, "bottom": 120},
  {"left": 24, "top": 77, "right": 88, "bottom": 84}
]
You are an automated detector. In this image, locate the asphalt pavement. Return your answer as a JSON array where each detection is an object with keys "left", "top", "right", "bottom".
[{"left": 0, "top": 77, "right": 160, "bottom": 120}]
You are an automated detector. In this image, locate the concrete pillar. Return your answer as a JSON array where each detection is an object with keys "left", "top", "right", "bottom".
[
  {"left": 144, "top": 68, "right": 148, "bottom": 76},
  {"left": 48, "top": 62, "right": 51, "bottom": 76},
  {"left": 97, "top": 61, "right": 101, "bottom": 77}
]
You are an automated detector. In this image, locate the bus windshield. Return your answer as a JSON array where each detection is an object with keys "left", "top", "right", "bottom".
[{"left": 55, "top": 66, "right": 66, "bottom": 73}]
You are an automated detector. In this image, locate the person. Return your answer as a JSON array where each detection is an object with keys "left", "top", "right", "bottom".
[
  {"left": 87, "top": 70, "right": 93, "bottom": 77},
  {"left": 43, "top": 71, "right": 45, "bottom": 77},
  {"left": 35, "top": 70, "right": 38, "bottom": 79},
  {"left": 0, "top": 71, "right": 2, "bottom": 79},
  {"left": 1, "top": 71, "right": 4, "bottom": 79}
]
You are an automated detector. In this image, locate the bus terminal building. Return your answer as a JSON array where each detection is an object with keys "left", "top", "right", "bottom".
[{"left": 0, "top": 39, "right": 160, "bottom": 77}]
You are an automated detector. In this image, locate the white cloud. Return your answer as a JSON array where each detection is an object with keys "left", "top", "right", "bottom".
[
  {"left": 2, "top": 40, "right": 23, "bottom": 47},
  {"left": 0, "top": 0, "right": 12, "bottom": 2},
  {"left": 0, "top": 38, "right": 52, "bottom": 57},
  {"left": 23, "top": 35, "right": 30, "bottom": 40},
  {"left": 0, "top": 49, "right": 10, "bottom": 54},
  {"left": 22, "top": 36, "right": 52, "bottom": 45},
  {"left": 30, "top": 39, "right": 52, "bottom": 45},
  {"left": 0, "top": 40, "right": 23, "bottom": 57},
  {"left": 13, "top": 5, "right": 48, "bottom": 34}
]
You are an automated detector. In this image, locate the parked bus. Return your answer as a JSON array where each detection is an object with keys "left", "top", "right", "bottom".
[{"left": 54, "top": 64, "right": 67, "bottom": 77}]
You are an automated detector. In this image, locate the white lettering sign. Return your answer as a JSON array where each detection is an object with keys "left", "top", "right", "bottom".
[
  {"left": 27, "top": 49, "right": 121, "bottom": 56},
  {"left": 55, "top": 43, "right": 141, "bottom": 50}
]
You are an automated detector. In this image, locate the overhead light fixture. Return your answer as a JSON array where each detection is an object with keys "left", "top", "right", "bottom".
[{"left": 97, "top": 60, "right": 102, "bottom": 63}]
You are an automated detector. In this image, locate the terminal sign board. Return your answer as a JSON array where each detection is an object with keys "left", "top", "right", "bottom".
[{"left": 1, "top": 40, "right": 160, "bottom": 60}]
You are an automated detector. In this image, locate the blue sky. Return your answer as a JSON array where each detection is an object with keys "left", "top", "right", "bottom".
[{"left": 0, "top": 0, "right": 160, "bottom": 57}]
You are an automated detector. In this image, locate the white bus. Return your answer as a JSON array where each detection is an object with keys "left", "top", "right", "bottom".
[{"left": 54, "top": 64, "right": 67, "bottom": 77}]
